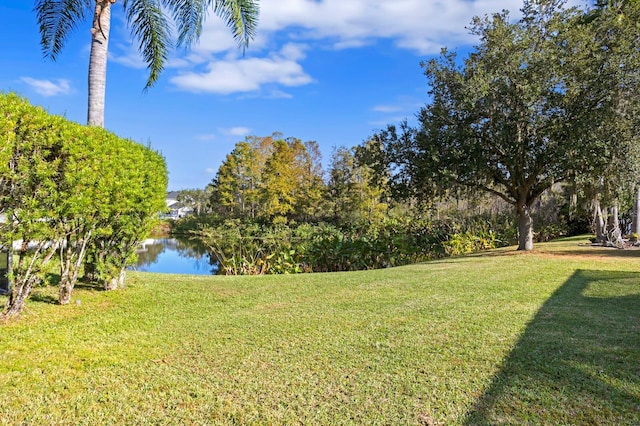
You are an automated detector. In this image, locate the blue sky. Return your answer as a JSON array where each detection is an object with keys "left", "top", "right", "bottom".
[{"left": 0, "top": 0, "right": 560, "bottom": 190}]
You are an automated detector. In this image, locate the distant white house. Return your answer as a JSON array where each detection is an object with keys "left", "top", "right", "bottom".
[{"left": 164, "top": 191, "right": 193, "bottom": 219}]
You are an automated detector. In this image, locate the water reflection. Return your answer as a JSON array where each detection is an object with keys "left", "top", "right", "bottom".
[{"left": 132, "top": 237, "right": 218, "bottom": 275}]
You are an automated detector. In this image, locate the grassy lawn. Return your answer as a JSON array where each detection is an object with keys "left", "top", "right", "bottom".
[{"left": 1, "top": 236, "right": 639, "bottom": 425}]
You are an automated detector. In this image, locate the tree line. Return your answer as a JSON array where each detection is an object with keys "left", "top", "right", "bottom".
[
  {"left": 159, "top": 133, "right": 388, "bottom": 227},
  {"left": 173, "top": 133, "right": 516, "bottom": 274},
  {"left": 0, "top": 93, "right": 167, "bottom": 320}
]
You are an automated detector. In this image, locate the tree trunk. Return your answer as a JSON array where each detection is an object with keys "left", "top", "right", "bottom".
[
  {"left": 59, "top": 230, "right": 92, "bottom": 305},
  {"left": 1, "top": 275, "right": 38, "bottom": 321},
  {"left": 608, "top": 202, "right": 623, "bottom": 247},
  {"left": 632, "top": 186, "right": 640, "bottom": 235},
  {"left": 568, "top": 184, "right": 578, "bottom": 221},
  {"left": 59, "top": 236, "right": 73, "bottom": 305},
  {"left": 104, "top": 275, "right": 117, "bottom": 291},
  {"left": 517, "top": 203, "right": 534, "bottom": 251},
  {"left": 2, "top": 242, "right": 57, "bottom": 320},
  {"left": 59, "top": 279, "right": 73, "bottom": 305},
  {"left": 594, "top": 199, "right": 606, "bottom": 243},
  {"left": 87, "top": 0, "right": 114, "bottom": 127},
  {"left": 104, "top": 267, "right": 126, "bottom": 291}
]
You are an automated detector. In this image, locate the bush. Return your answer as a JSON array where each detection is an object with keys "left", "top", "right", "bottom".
[
  {"left": 193, "top": 215, "right": 513, "bottom": 275},
  {"left": 0, "top": 93, "right": 167, "bottom": 318},
  {"left": 442, "top": 230, "right": 498, "bottom": 256}
]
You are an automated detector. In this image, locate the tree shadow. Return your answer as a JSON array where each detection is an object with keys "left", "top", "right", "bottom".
[
  {"left": 26, "top": 272, "right": 105, "bottom": 305},
  {"left": 28, "top": 292, "right": 58, "bottom": 304},
  {"left": 464, "top": 269, "right": 640, "bottom": 425},
  {"left": 73, "top": 281, "right": 104, "bottom": 291},
  {"left": 542, "top": 247, "right": 640, "bottom": 259},
  {"left": 456, "top": 244, "right": 640, "bottom": 260}
]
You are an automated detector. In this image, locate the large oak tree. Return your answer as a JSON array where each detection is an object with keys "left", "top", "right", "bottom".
[{"left": 369, "top": 0, "right": 639, "bottom": 250}]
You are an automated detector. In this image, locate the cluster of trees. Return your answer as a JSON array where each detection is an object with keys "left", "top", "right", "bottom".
[
  {"left": 361, "top": 0, "right": 640, "bottom": 250},
  {"left": 172, "top": 133, "right": 518, "bottom": 274},
  {"left": 204, "top": 133, "right": 387, "bottom": 225},
  {"left": 0, "top": 93, "right": 167, "bottom": 320}
]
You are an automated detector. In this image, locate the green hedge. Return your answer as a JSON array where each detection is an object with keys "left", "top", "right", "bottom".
[{"left": 0, "top": 93, "right": 167, "bottom": 319}]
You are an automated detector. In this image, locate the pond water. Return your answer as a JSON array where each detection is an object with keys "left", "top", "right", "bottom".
[{"left": 131, "top": 237, "right": 218, "bottom": 275}]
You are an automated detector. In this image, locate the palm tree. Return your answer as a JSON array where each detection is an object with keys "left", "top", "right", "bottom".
[{"left": 35, "top": 0, "right": 259, "bottom": 127}]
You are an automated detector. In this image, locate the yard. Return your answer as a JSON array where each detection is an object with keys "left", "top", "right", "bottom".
[{"left": 0, "top": 236, "right": 638, "bottom": 425}]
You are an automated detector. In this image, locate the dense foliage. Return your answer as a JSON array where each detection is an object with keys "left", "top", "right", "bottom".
[
  {"left": 360, "top": 0, "right": 640, "bottom": 251},
  {"left": 0, "top": 93, "right": 167, "bottom": 319},
  {"left": 208, "top": 133, "right": 326, "bottom": 223},
  {"left": 181, "top": 211, "right": 522, "bottom": 275}
]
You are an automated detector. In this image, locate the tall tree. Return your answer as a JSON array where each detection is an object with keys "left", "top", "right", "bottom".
[
  {"left": 291, "top": 140, "right": 326, "bottom": 222},
  {"left": 368, "top": 0, "right": 638, "bottom": 250},
  {"left": 259, "top": 137, "right": 326, "bottom": 222},
  {"left": 213, "top": 141, "right": 262, "bottom": 217},
  {"left": 581, "top": 0, "right": 640, "bottom": 242},
  {"left": 260, "top": 139, "right": 299, "bottom": 221},
  {"left": 209, "top": 133, "right": 326, "bottom": 222},
  {"left": 35, "top": 0, "right": 259, "bottom": 126},
  {"left": 328, "top": 146, "right": 388, "bottom": 226}
]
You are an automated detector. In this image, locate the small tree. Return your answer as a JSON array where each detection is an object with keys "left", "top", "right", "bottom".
[
  {"left": 87, "top": 141, "right": 167, "bottom": 290},
  {"left": 0, "top": 96, "right": 62, "bottom": 318},
  {"left": 214, "top": 141, "right": 262, "bottom": 218},
  {"left": 209, "top": 133, "right": 326, "bottom": 223}
]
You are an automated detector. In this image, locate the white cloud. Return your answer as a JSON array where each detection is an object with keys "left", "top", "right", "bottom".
[
  {"left": 221, "top": 127, "right": 252, "bottom": 136},
  {"left": 21, "top": 77, "right": 72, "bottom": 97},
  {"left": 372, "top": 95, "right": 424, "bottom": 115},
  {"left": 369, "top": 96, "right": 425, "bottom": 127},
  {"left": 373, "top": 105, "right": 402, "bottom": 113},
  {"left": 109, "top": 42, "right": 146, "bottom": 69},
  {"left": 266, "top": 89, "right": 293, "bottom": 99},
  {"left": 170, "top": 43, "right": 313, "bottom": 94},
  {"left": 112, "top": 0, "right": 587, "bottom": 94},
  {"left": 205, "top": 167, "right": 217, "bottom": 174},
  {"left": 256, "top": 0, "right": 528, "bottom": 54},
  {"left": 165, "top": 0, "right": 540, "bottom": 95}
]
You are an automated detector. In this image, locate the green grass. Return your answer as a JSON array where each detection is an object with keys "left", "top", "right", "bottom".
[{"left": 1, "top": 236, "right": 639, "bottom": 425}]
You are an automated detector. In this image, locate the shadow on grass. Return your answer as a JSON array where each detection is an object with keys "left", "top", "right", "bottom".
[
  {"left": 459, "top": 244, "right": 640, "bottom": 261},
  {"left": 27, "top": 273, "right": 105, "bottom": 305},
  {"left": 73, "top": 282, "right": 104, "bottom": 291},
  {"left": 45, "top": 271, "right": 106, "bottom": 291},
  {"left": 464, "top": 269, "right": 640, "bottom": 425},
  {"left": 542, "top": 247, "right": 640, "bottom": 259},
  {"left": 28, "top": 292, "right": 58, "bottom": 304}
]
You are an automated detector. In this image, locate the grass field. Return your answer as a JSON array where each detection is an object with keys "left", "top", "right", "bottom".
[{"left": 1, "top": 236, "right": 639, "bottom": 425}]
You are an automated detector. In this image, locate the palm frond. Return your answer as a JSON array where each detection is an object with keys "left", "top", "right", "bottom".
[
  {"left": 34, "top": 0, "right": 93, "bottom": 60},
  {"left": 210, "top": 0, "right": 259, "bottom": 50},
  {"left": 163, "top": 0, "right": 207, "bottom": 48},
  {"left": 124, "top": 0, "right": 172, "bottom": 90}
]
